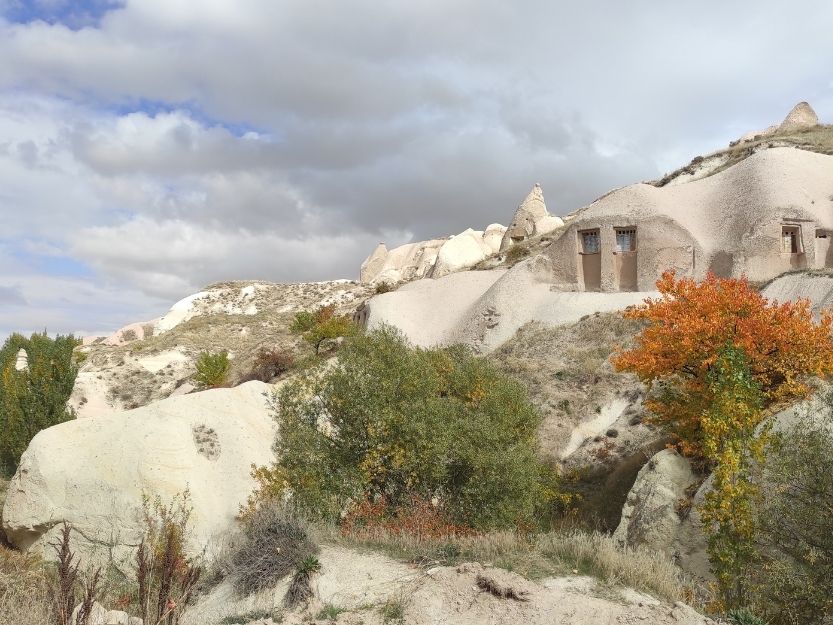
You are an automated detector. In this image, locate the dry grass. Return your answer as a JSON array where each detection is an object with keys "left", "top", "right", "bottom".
[
  {"left": 325, "top": 526, "right": 688, "bottom": 604},
  {"left": 490, "top": 313, "right": 644, "bottom": 459},
  {"left": 654, "top": 124, "right": 833, "bottom": 186},
  {"left": 0, "top": 545, "right": 54, "bottom": 625}
]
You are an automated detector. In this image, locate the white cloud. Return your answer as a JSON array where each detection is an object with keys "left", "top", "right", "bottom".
[{"left": 1, "top": 0, "right": 833, "bottom": 336}]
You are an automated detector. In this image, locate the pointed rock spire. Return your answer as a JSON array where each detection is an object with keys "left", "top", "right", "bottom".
[
  {"left": 779, "top": 101, "right": 818, "bottom": 132},
  {"left": 500, "top": 184, "right": 564, "bottom": 251}
]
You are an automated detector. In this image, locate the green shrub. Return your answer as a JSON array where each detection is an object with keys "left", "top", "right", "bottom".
[
  {"left": 726, "top": 608, "right": 767, "bottom": 625},
  {"left": 374, "top": 281, "right": 395, "bottom": 294},
  {"left": 193, "top": 351, "right": 231, "bottom": 388},
  {"left": 290, "top": 305, "right": 356, "bottom": 355},
  {"left": 283, "top": 555, "right": 320, "bottom": 609},
  {"left": 0, "top": 333, "right": 79, "bottom": 475},
  {"left": 262, "top": 326, "right": 557, "bottom": 530},
  {"left": 228, "top": 503, "right": 318, "bottom": 595},
  {"left": 749, "top": 396, "right": 833, "bottom": 624}
]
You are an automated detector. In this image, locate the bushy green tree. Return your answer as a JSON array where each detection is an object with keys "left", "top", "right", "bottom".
[
  {"left": 0, "top": 332, "right": 79, "bottom": 475},
  {"left": 193, "top": 350, "right": 230, "bottom": 388},
  {"left": 290, "top": 305, "right": 356, "bottom": 355},
  {"left": 259, "top": 326, "right": 558, "bottom": 530},
  {"left": 698, "top": 345, "right": 766, "bottom": 609},
  {"left": 750, "top": 395, "right": 833, "bottom": 625}
]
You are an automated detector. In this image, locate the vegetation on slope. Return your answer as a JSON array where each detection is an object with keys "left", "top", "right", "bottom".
[
  {"left": 0, "top": 333, "right": 80, "bottom": 475},
  {"left": 248, "top": 325, "right": 562, "bottom": 530},
  {"left": 653, "top": 124, "right": 833, "bottom": 187}
]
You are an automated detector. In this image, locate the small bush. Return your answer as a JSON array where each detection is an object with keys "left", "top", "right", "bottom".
[
  {"left": 380, "top": 596, "right": 406, "bottom": 623},
  {"left": 316, "top": 604, "right": 345, "bottom": 621},
  {"left": 121, "top": 329, "right": 138, "bottom": 342},
  {"left": 283, "top": 555, "right": 320, "bottom": 609},
  {"left": 290, "top": 305, "right": 356, "bottom": 355},
  {"left": 135, "top": 492, "right": 202, "bottom": 625},
  {"left": 726, "top": 608, "right": 766, "bottom": 625},
  {"left": 505, "top": 245, "right": 530, "bottom": 264},
  {"left": 374, "top": 282, "right": 395, "bottom": 294},
  {"left": 238, "top": 348, "right": 295, "bottom": 384},
  {"left": 194, "top": 351, "right": 231, "bottom": 389},
  {"left": 229, "top": 504, "right": 318, "bottom": 595}
]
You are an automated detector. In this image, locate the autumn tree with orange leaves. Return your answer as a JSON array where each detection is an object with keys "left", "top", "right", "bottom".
[
  {"left": 614, "top": 270, "right": 833, "bottom": 609},
  {"left": 614, "top": 270, "right": 833, "bottom": 457}
]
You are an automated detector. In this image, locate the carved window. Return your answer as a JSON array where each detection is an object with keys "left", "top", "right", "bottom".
[
  {"left": 580, "top": 230, "right": 600, "bottom": 254},
  {"left": 782, "top": 225, "right": 801, "bottom": 254},
  {"left": 615, "top": 228, "right": 636, "bottom": 252}
]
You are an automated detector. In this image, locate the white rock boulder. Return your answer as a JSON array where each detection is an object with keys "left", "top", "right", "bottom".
[
  {"left": 14, "top": 348, "right": 28, "bottom": 372},
  {"left": 432, "top": 227, "right": 507, "bottom": 278},
  {"left": 2, "top": 381, "right": 276, "bottom": 565},
  {"left": 613, "top": 449, "right": 697, "bottom": 552}
]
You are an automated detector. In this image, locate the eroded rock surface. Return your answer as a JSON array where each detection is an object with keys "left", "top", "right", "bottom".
[{"left": 2, "top": 381, "right": 275, "bottom": 566}]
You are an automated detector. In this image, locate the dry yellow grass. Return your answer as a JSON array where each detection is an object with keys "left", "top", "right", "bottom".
[
  {"left": 324, "top": 527, "right": 688, "bottom": 604},
  {"left": 0, "top": 545, "right": 54, "bottom": 625}
]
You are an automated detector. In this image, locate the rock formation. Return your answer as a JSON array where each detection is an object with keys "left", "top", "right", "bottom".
[
  {"left": 778, "top": 100, "right": 818, "bottom": 132},
  {"left": 737, "top": 100, "right": 819, "bottom": 143},
  {"left": 432, "top": 225, "right": 505, "bottom": 278},
  {"left": 2, "top": 381, "right": 276, "bottom": 565},
  {"left": 613, "top": 449, "right": 697, "bottom": 552},
  {"left": 14, "top": 348, "right": 27, "bottom": 372},
  {"left": 70, "top": 280, "right": 373, "bottom": 418},
  {"left": 359, "top": 238, "right": 447, "bottom": 285},
  {"left": 499, "top": 184, "right": 564, "bottom": 251},
  {"left": 359, "top": 184, "right": 571, "bottom": 284}
]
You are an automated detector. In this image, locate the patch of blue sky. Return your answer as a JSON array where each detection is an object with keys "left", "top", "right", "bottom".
[
  {"left": 8, "top": 240, "right": 95, "bottom": 278},
  {"left": 110, "top": 98, "right": 273, "bottom": 138},
  {"left": 1, "top": 0, "right": 124, "bottom": 30}
]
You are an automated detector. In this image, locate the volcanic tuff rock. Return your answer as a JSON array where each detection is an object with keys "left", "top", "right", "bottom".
[
  {"left": 779, "top": 100, "right": 819, "bottom": 132},
  {"left": 359, "top": 183, "right": 567, "bottom": 284},
  {"left": 613, "top": 449, "right": 698, "bottom": 555},
  {"left": 499, "top": 183, "right": 564, "bottom": 251},
  {"left": 2, "top": 381, "right": 275, "bottom": 565},
  {"left": 72, "top": 279, "right": 373, "bottom": 417}
]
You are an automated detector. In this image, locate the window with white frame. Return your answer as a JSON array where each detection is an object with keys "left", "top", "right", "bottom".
[
  {"left": 615, "top": 228, "right": 636, "bottom": 252},
  {"left": 782, "top": 225, "right": 801, "bottom": 254},
  {"left": 580, "top": 230, "right": 600, "bottom": 254}
]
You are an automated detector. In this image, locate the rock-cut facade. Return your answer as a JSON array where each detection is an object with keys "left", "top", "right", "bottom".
[{"left": 541, "top": 146, "right": 833, "bottom": 292}]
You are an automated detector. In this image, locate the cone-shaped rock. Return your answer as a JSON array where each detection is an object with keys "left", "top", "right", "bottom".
[
  {"left": 500, "top": 184, "right": 564, "bottom": 251},
  {"left": 779, "top": 101, "right": 818, "bottom": 132}
]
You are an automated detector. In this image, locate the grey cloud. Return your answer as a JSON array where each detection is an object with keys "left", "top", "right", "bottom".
[{"left": 0, "top": 284, "right": 26, "bottom": 306}]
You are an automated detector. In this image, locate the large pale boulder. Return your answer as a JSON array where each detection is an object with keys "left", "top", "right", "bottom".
[
  {"left": 500, "top": 184, "right": 564, "bottom": 251},
  {"left": 2, "top": 381, "right": 275, "bottom": 565},
  {"left": 432, "top": 228, "right": 495, "bottom": 278},
  {"left": 614, "top": 449, "right": 698, "bottom": 555}
]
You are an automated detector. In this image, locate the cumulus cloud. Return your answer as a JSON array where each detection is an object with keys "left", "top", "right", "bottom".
[{"left": 1, "top": 0, "right": 833, "bottom": 336}]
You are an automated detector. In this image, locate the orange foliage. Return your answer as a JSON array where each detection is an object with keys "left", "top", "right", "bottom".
[
  {"left": 340, "top": 495, "right": 475, "bottom": 540},
  {"left": 613, "top": 271, "right": 833, "bottom": 454}
]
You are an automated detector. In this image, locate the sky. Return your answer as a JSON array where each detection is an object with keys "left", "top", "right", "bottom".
[{"left": 1, "top": 0, "right": 833, "bottom": 339}]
